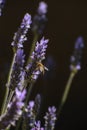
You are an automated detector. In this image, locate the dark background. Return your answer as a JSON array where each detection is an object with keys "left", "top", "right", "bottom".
[{"left": 0, "top": 0, "right": 87, "bottom": 130}]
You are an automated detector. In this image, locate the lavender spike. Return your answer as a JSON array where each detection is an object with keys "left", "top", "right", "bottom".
[
  {"left": 32, "top": 1, "right": 48, "bottom": 34},
  {"left": 25, "top": 37, "right": 49, "bottom": 84},
  {"left": 6, "top": 13, "right": 32, "bottom": 90},
  {"left": 11, "top": 13, "right": 32, "bottom": 51},
  {"left": 44, "top": 106, "right": 57, "bottom": 130},
  {"left": 70, "top": 36, "right": 84, "bottom": 71},
  {"left": 6, "top": 49, "right": 25, "bottom": 90},
  {"left": 27, "top": 101, "right": 35, "bottom": 128},
  {"left": 0, "top": 89, "right": 26, "bottom": 129},
  {"left": 34, "top": 94, "right": 41, "bottom": 117},
  {"left": 23, "top": 94, "right": 41, "bottom": 129}
]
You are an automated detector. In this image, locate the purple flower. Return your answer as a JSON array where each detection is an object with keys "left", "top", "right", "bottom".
[
  {"left": 44, "top": 106, "right": 57, "bottom": 130},
  {"left": 38, "top": 1, "right": 48, "bottom": 15},
  {"left": 11, "top": 13, "right": 32, "bottom": 51},
  {"left": 32, "top": 37, "right": 49, "bottom": 61},
  {"left": 24, "top": 94, "right": 41, "bottom": 129},
  {"left": 31, "top": 121, "right": 44, "bottom": 130},
  {"left": 15, "top": 88, "right": 26, "bottom": 101},
  {"left": 6, "top": 13, "right": 32, "bottom": 90},
  {"left": 15, "top": 49, "right": 25, "bottom": 66},
  {"left": 70, "top": 36, "right": 84, "bottom": 71},
  {"left": 32, "top": 2, "right": 47, "bottom": 34},
  {"left": 21, "top": 13, "right": 32, "bottom": 29},
  {"left": 0, "top": 89, "right": 26, "bottom": 129},
  {"left": 34, "top": 94, "right": 41, "bottom": 115},
  {"left": 26, "top": 101, "right": 35, "bottom": 128},
  {"left": 25, "top": 37, "right": 49, "bottom": 82}
]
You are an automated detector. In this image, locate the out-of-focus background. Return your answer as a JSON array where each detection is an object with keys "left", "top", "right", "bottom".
[{"left": 0, "top": 0, "right": 87, "bottom": 129}]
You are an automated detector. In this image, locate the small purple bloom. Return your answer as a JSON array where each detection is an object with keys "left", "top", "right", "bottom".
[
  {"left": 38, "top": 1, "right": 48, "bottom": 15},
  {"left": 15, "top": 49, "right": 25, "bottom": 66},
  {"left": 21, "top": 13, "right": 32, "bottom": 29},
  {"left": 28, "top": 101, "right": 35, "bottom": 109},
  {"left": 31, "top": 121, "right": 44, "bottom": 130},
  {"left": 15, "top": 88, "right": 26, "bottom": 101}
]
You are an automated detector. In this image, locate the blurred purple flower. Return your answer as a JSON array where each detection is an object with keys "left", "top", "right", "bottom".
[
  {"left": 70, "top": 36, "right": 84, "bottom": 71},
  {"left": 32, "top": 1, "right": 47, "bottom": 34},
  {"left": 38, "top": 1, "right": 48, "bottom": 15},
  {"left": 0, "top": 0, "right": 6, "bottom": 16},
  {"left": 25, "top": 101, "right": 35, "bottom": 128}
]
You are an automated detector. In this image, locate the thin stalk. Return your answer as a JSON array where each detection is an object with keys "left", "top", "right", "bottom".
[
  {"left": 15, "top": 117, "right": 22, "bottom": 130},
  {"left": 27, "top": 33, "right": 38, "bottom": 64},
  {"left": 7, "top": 90, "right": 14, "bottom": 107},
  {"left": 57, "top": 71, "right": 77, "bottom": 117},
  {"left": 0, "top": 87, "right": 9, "bottom": 115},
  {"left": 25, "top": 83, "right": 34, "bottom": 106},
  {"left": 22, "top": 83, "right": 34, "bottom": 130},
  {"left": 7, "top": 54, "right": 16, "bottom": 87},
  {"left": 5, "top": 124, "right": 11, "bottom": 130},
  {"left": 0, "top": 54, "right": 16, "bottom": 115}
]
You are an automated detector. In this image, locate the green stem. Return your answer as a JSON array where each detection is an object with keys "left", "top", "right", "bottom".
[
  {"left": 22, "top": 83, "right": 34, "bottom": 130},
  {"left": 27, "top": 33, "right": 38, "bottom": 64},
  {"left": 57, "top": 71, "right": 77, "bottom": 117},
  {"left": 25, "top": 83, "right": 34, "bottom": 106},
  {"left": 15, "top": 117, "right": 22, "bottom": 130},
  {"left": 7, "top": 90, "right": 14, "bottom": 106},
  {"left": 0, "top": 87, "right": 9, "bottom": 115},
  {"left": 5, "top": 124, "right": 11, "bottom": 130},
  {"left": 7, "top": 53, "right": 16, "bottom": 88},
  {"left": 0, "top": 54, "right": 16, "bottom": 115}
]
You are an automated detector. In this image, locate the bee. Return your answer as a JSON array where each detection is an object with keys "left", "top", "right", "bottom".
[{"left": 36, "top": 62, "right": 48, "bottom": 74}]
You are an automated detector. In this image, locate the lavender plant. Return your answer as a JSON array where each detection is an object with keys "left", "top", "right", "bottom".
[
  {"left": 0, "top": 1, "right": 57, "bottom": 130},
  {"left": 57, "top": 36, "right": 84, "bottom": 117},
  {"left": 0, "top": 1, "right": 84, "bottom": 130}
]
